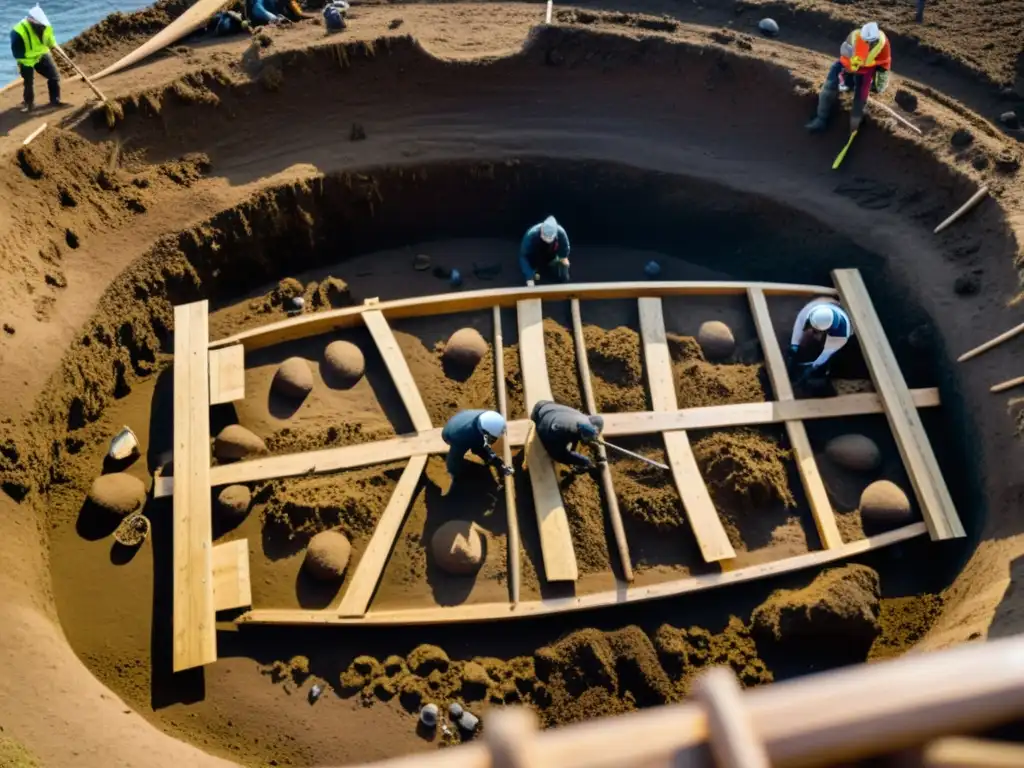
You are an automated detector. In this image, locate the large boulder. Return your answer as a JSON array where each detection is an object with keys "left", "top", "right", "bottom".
[
  {"left": 304, "top": 530, "right": 352, "bottom": 581},
  {"left": 697, "top": 320, "right": 735, "bottom": 360},
  {"left": 860, "top": 480, "right": 912, "bottom": 525},
  {"left": 88, "top": 473, "right": 146, "bottom": 517},
  {"left": 323, "top": 341, "right": 365, "bottom": 385},
  {"left": 217, "top": 485, "right": 251, "bottom": 519},
  {"left": 273, "top": 357, "right": 314, "bottom": 399},
  {"left": 443, "top": 328, "right": 488, "bottom": 371},
  {"left": 431, "top": 520, "right": 484, "bottom": 575},
  {"left": 214, "top": 424, "right": 268, "bottom": 461},
  {"left": 825, "top": 434, "right": 881, "bottom": 472},
  {"left": 751, "top": 564, "right": 881, "bottom": 657}
]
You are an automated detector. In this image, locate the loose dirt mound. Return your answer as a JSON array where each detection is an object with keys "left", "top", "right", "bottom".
[
  {"left": 669, "top": 334, "right": 764, "bottom": 408},
  {"left": 693, "top": 429, "right": 795, "bottom": 511}
]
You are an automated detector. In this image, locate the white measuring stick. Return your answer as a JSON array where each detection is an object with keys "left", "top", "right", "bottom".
[
  {"left": 871, "top": 100, "right": 923, "bottom": 135},
  {"left": 598, "top": 439, "right": 670, "bottom": 470},
  {"left": 545, "top": 0, "right": 552, "bottom": 23}
]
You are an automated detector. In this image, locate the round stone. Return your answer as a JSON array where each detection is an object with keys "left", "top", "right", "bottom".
[
  {"left": 443, "top": 328, "right": 488, "bottom": 370},
  {"left": 431, "top": 520, "right": 484, "bottom": 576},
  {"left": 419, "top": 703, "right": 439, "bottom": 727},
  {"left": 644, "top": 260, "right": 661, "bottom": 277},
  {"left": 113, "top": 512, "right": 150, "bottom": 547},
  {"left": 214, "top": 425, "right": 268, "bottom": 460},
  {"left": 273, "top": 357, "right": 314, "bottom": 399},
  {"left": 860, "top": 480, "right": 912, "bottom": 525},
  {"left": 323, "top": 341, "right": 365, "bottom": 384},
  {"left": 304, "top": 530, "right": 352, "bottom": 581},
  {"left": 88, "top": 473, "right": 146, "bottom": 517},
  {"left": 217, "top": 485, "right": 251, "bottom": 518},
  {"left": 697, "top": 320, "right": 735, "bottom": 360},
  {"left": 999, "top": 111, "right": 1020, "bottom": 130},
  {"left": 825, "top": 434, "right": 881, "bottom": 472},
  {"left": 758, "top": 17, "right": 779, "bottom": 36},
  {"left": 449, "top": 702, "right": 464, "bottom": 719}
]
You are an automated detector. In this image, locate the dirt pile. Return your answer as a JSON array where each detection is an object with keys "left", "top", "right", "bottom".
[
  {"left": 583, "top": 325, "right": 646, "bottom": 412},
  {"left": 401, "top": 330, "right": 496, "bottom": 427},
  {"left": 693, "top": 429, "right": 795, "bottom": 511},
  {"left": 669, "top": 334, "right": 764, "bottom": 408}
]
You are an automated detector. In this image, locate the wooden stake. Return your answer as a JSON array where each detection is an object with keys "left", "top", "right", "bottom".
[
  {"left": 22, "top": 122, "right": 47, "bottom": 146},
  {"left": 923, "top": 737, "right": 1024, "bottom": 767},
  {"left": 545, "top": 0, "right": 553, "bottom": 23},
  {"left": 935, "top": 186, "right": 989, "bottom": 234},
  {"left": 957, "top": 319, "right": 1024, "bottom": 363},
  {"left": 990, "top": 374, "right": 1024, "bottom": 393},
  {"left": 693, "top": 667, "right": 770, "bottom": 768},
  {"left": 493, "top": 306, "right": 521, "bottom": 606},
  {"left": 871, "top": 100, "right": 923, "bottom": 134},
  {"left": 53, "top": 44, "right": 106, "bottom": 104}
]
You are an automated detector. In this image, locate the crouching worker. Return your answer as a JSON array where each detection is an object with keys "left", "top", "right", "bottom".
[
  {"left": 787, "top": 301, "right": 854, "bottom": 396},
  {"left": 528, "top": 400, "right": 605, "bottom": 474},
  {"left": 441, "top": 409, "right": 514, "bottom": 493},
  {"left": 520, "top": 216, "right": 570, "bottom": 287}
]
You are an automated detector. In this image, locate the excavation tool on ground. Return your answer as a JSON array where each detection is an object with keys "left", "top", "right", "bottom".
[
  {"left": 833, "top": 130, "right": 858, "bottom": 169},
  {"left": 53, "top": 44, "right": 106, "bottom": 104},
  {"left": 597, "top": 439, "right": 670, "bottom": 470}
]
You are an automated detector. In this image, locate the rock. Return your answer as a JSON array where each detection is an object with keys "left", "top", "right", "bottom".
[
  {"left": 994, "top": 150, "right": 1021, "bottom": 174},
  {"left": 951, "top": 129, "right": 974, "bottom": 148},
  {"left": 697, "top": 320, "right": 735, "bottom": 360},
  {"left": 824, "top": 434, "right": 881, "bottom": 472},
  {"left": 273, "top": 357, "right": 314, "bottom": 399},
  {"left": 954, "top": 273, "right": 981, "bottom": 296},
  {"left": 751, "top": 564, "right": 881, "bottom": 657},
  {"left": 275, "top": 277, "right": 304, "bottom": 301},
  {"left": 644, "top": 260, "right": 661, "bottom": 278},
  {"left": 432, "top": 520, "right": 484, "bottom": 575},
  {"left": 408, "top": 644, "right": 450, "bottom": 675},
  {"left": 304, "top": 530, "right": 352, "bottom": 581},
  {"left": 450, "top": 268, "right": 463, "bottom": 287},
  {"left": 323, "top": 341, "right": 365, "bottom": 385},
  {"left": 108, "top": 425, "right": 139, "bottom": 462},
  {"left": 860, "top": 480, "right": 912, "bottom": 525},
  {"left": 214, "top": 425, "right": 268, "bottom": 460},
  {"left": 449, "top": 702, "right": 464, "bottom": 719},
  {"left": 458, "top": 710, "right": 480, "bottom": 732},
  {"left": 999, "top": 110, "right": 1021, "bottom": 130},
  {"left": 217, "top": 485, "right": 251, "bottom": 518},
  {"left": 413, "top": 254, "right": 431, "bottom": 271},
  {"left": 286, "top": 296, "right": 305, "bottom": 313},
  {"left": 113, "top": 512, "right": 150, "bottom": 547},
  {"left": 88, "top": 473, "right": 146, "bottom": 517},
  {"left": 443, "top": 328, "right": 488, "bottom": 371},
  {"left": 894, "top": 89, "right": 918, "bottom": 112},
  {"left": 757, "top": 17, "right": 779, "bottom": 36},
  {"left": 419, "top": 703, "right": 439, "bottom": 728}
]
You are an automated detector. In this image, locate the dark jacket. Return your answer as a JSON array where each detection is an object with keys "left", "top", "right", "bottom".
[
  {"left": 441, "top": 409, "right": 501, "bottom": 467},
  {"left": 519, "top": 223, "right": 570, "bottom": 282},
  {"left": 530, "top": 400, "right": 597, "bottom": 468}
]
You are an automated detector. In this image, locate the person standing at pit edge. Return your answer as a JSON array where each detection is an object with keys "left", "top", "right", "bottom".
[
  {"left": 806, "top": 21, "right": 892, "bottom": 134},
  {"left": 10, "top": 5, "right": 64, "bottom": 113},
  {"left": 520, "top": 216, "right": 571, "bottom": 286}
]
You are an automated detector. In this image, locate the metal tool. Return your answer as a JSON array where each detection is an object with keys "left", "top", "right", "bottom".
[{"left": 597, "top": 439, "right": 669, "bottom": 470}]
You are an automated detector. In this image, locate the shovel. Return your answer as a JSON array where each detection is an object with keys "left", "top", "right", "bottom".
[{"left": 832, "top": 129, "right": 858, "bottom": 169}]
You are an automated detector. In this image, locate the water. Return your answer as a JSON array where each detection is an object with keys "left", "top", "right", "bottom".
[{"left": 2, "top": 0, "right": 152, "bottom": 81}]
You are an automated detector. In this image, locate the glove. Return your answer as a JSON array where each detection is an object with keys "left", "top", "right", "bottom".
[
  {"left": 872, "top": 69, "right": 890, "bottom": 94},
  {"left": 501, "top": 463, "right": 514, "bottom": 477},
  {"left": 526, "top": 279, "right": 535, "bottom": 287}
]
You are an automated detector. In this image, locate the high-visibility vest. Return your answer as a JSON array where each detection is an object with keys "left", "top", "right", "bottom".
[
  {"left": 840, "top": 29, "right": 891, "bottom": 73},
  {"left": 12, "top": 19, "right": 56, "bottom": 68}
]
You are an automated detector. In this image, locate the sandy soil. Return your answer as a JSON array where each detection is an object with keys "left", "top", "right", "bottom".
[{"left": 1, "top": 0, "right": 1024, "bottom": 766}]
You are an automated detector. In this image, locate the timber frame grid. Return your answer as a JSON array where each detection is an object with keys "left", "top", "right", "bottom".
[{"left": 164, "top": 270, "right": 963, "bottom": 668}]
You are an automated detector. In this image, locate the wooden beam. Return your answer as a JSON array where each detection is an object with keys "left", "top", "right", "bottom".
[
  {"left": 238, "top": 522, "right": 927, "bottom": 626},
  {"left": 493, "top": 306, "right": 521, "bottom": 606},
  {"left": 172, "top": 301, "right": 216, "bottom": 672},
  {"left": 924, "top": 737, "right": 1024, "bottom": 768},
  {"left": 211, "top": 281, "right": 840, "bottom": 353},
  {"left": 335, "top": 455, "right": 428, "bottom": 617},
  {"left": 362, "top": 309, "right": 433, "bottom": 432},
  {"left": 517, "top": 299, "right": 578, "bottom": 582},
  {"left": 832, "top": 270, "right": 965, "bottom": 540},
  {"left": 570, "top": 299, "right": 633, "bottom": 582},
  {"left": 153, "top": 389, "right": 944, "bottom": 498},
  {"left": 747, "top": 288, "right": 843, "bottom": 549},
  {"left": 638, "top": 298, "right": 735, "bottom": 563},
  {"left": 212, "top": 538, "right": 252, "bottom": 612},
  {"left": 209, "top": 344, "right": 245, "bottom": 405}
]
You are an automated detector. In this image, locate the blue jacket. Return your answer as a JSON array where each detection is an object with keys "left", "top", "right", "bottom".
[
  {"left": 519, "top": 224, "right": 569, "bottom": 282},
  {"left": 442, "top": 409, "right": 501, "bottom": 466},
  {"left": 530, "top": 400, "right": 595, "bottom": 467}
]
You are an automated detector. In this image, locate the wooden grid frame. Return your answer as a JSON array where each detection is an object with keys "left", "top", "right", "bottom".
[{"left": 166, "top": 274, "right": 962, "bottom": 657}]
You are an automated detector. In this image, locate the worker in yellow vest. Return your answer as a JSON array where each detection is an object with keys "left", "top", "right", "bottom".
[{"left": 10, "top": 5, "right": 64, "bottom": 113}]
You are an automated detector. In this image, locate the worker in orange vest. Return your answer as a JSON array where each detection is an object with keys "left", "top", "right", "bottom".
[{"left": 806, "top": 22, "right": 892, "bottom": 134}]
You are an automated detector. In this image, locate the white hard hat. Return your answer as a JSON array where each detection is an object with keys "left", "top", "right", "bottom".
[
  {"left": 478, "top": 411, "right": 507, "bottom": 440},
  {"left": 539, "top": 216, "right": 558, "bottom": 244},
  {"left": 860, "top": 22, "right": 880, "bottom": 42},
  {"left": 27, "top": 4, "right": 50, "bottom": 26},
  {"left": 809, "top": 305, "right": 835, "bottom": 332}
]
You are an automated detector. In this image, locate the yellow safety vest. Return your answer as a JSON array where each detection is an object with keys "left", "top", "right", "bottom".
[{"left": 12, "top": 19, "right": 56, "bottom": 68}]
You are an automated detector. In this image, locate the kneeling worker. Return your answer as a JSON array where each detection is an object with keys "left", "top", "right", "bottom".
[
  {"left": 441, "top": 409, "right": 514, "bottom": 490},
  {"left": 788, "top": 301, "right": 854, "bottom": 393},
  {"left": 528, "top": 400, "right": 605, "bottom": 474},
  {"left": 520, "top": 216, "right": 570, "bottom": 287}
]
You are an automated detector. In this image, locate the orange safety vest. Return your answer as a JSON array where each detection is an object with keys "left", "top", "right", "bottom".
[{"left": 840, "top": 29, "right": 891, "bottom": 73}]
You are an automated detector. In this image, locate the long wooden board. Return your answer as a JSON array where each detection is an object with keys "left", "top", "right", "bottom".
[
  {"left": 362, "top": 309, "right": 433, "bottom": 432},
  {"left": 212, "top": 538, "right": 252, "bottom": 613},
  {"left": 212, "top": 282, "right": 840, "bottom": 353},
  {"left": 638, "top": 298, "right": 735, "bottom": 563},
  {"left": 747, "top": 288, "right": 843, "bottom": 549},
  {"left": 239, "top": 522, "right": 927, "bottom": 626},
  {"left": 832, "top": 270, "right": 965, "bottom": 540},
  {"left": 493, "top": 306, "right": 521, "bottom": 605},
  {"left": 517, "top": 299, "right": 578, "bottom": 582},
  {"left": 209, "top": 344, "right": 245, "bottom": 405},
  {"left": 154, "top": 389, "right": 943, "bottom": 497},
  {"left": 571, "top": 299, "right": 633, "bottom": 582},
  {"left": 172, "top": 301, "right": 217, "bottom": 672},
  {"left": 335, "top": 455, "right": 428, "bottom": 617}
]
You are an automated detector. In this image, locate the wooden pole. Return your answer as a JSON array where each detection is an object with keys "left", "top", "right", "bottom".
[
  {"left": 545, "top": 0, "right": 553, "bottom": 23},
  {"left": 923, "top": 737, "right": 1024, "bottom": 767},
  {"left": 871, "top": 100, "right": 924, "bottom": 134},
  {"left": 990, "top": 374, "right": 1024, "bottom": 394},
  {"left": 53, "top": 44, "right": 106, "bottom": 103},
  {"left": 493, "top": 306, "right": 521, "bottom": 606},
  {"left": 935, "top": 187, "right": 989, "bottom": 234},
  {"left": 957, "top": 319, "right": 1024, "bottom": 363},
  {"left": 22, "top": 122, "right": 48, "bottom": 146},
  {"left": 693, "top": 667, "right": 770, "bottom": 768}
]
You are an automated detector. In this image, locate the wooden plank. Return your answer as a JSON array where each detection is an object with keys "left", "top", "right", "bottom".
[
  {"left": 153, "top": 389, "right": 944, "bottom": 497},
  {"left": 362, "top": 309, "right": 433, "bottom": 432},
  {"left": 335, "top": 455, "right": 428, "bottom": 616},
  {"left": 832, "top": 270, "right": 965, "bottom": 540},
  {"left": 212, "top": 539, "right": 252, "bottom": 612},
  {"left": 517, "top": 299, "right": 578, "bottom": 583},
  {"left": 493, "top": 306, "right": 521, "bottom": 606},
  {"left": 638, "top": 298, "right": 735, "bottom": 563},
  {"left": 212, "top": 282, "right": 840, "bottom": 353},
  {"left": 172, "top": 301, "right": 216, "bottom": 672},
  {"left": 747, "top": 288, "right": 843, "bottom": 550},
  {"left": 570, "top": 299, "right": 633, "bottom": 582},
  {"left": 209, "top": 344, "right": 245, "bottom": 405},
  {"left": 239, "top": 522, "right": 927, "bottom": 626}
]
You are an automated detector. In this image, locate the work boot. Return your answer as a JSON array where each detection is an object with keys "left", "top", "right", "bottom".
[{"left": 805, "top": 86, "right": 838, "bottom": 133}]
